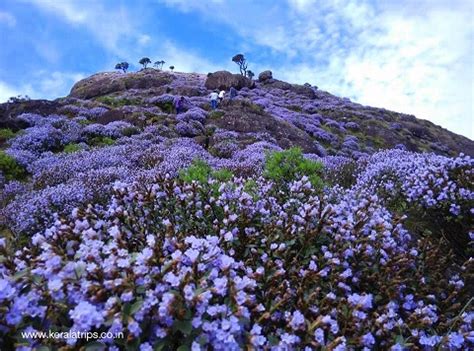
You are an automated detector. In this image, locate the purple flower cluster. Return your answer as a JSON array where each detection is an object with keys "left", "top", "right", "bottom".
[{"left": 0, "top": 161, "right": 471, "bottom": 349}]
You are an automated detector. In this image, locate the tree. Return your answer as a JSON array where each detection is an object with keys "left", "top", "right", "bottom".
[
  {"left": 232, "top": 54, "right": 248, "bottom": 76},
  {"left": 139, "top": 57, "right": 151, "bottom": 69},
  {"left": 154, "top": 60, "right": 165, "bottom": 70},
  {"left": 169, "top": 65, "right": 175, "bottom": 72},
  {"left": 247, "top": 70, "right": 255, "bottom": 80},
  {"left": 114, "top": 62, "right": 129, "bottom": 73}
]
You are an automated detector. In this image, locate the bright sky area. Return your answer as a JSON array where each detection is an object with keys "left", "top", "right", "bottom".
[{"left": 0, "top": 0, "right": 472, "bottom": 138}]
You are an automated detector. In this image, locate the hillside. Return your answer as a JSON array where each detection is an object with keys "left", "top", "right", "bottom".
[
  {"left": 2, "top": 69, "right": 473, "bottom": 158},
  {"left": 0, "top": 69, "right": 472, "bottom": 350}
]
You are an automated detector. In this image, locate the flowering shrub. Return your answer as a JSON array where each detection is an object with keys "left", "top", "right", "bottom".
[{"left": 0, "top": 172, "right": 471, "bottom": 350}]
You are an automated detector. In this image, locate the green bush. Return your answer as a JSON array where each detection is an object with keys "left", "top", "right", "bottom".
[
  {"left": 264, "top": 147, "right": 324, "bottom": 188},
  {"left": 0, "top": 128, "right": 16, "bottom": 141},
  {"left": 154, "top": 101, "right": 174, "bottom": 114},
  {"left": 179, "top": 159, "right": 212, "bottom": 183},
  {"left": 63, "top": 143, "right": 82, "bottom": 153},
  {"left": 88, "top": 136, "right": 116, "bottom": 147},
  {"left": 96, "top": 96, "right": 141, "bottom": 108},
  {"left": 179, "top": 159, "right": 234, "bottom": 184},
  {"left": 0, "top": 151, "right": 27, "bottom": 181}
]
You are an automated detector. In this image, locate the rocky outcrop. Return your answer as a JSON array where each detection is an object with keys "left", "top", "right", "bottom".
[
  {"left": 258, "top": 70, "right": 273, "bottom": 82},
  {"left": 259, "top": 79, "right": 316, "bottom": 99},
  {"left": 69, "top": 69, "right": 175, "bottom": 99},
  {"left": 0, "top": 99, "right": 63, "bottom": 130},
  {"left": 205, "top": 71, "right": 255, "bottom": 90}
]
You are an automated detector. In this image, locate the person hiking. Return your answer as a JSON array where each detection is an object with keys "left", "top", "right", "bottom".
[
  {"left": 229, "top": 86, "right": 237, "bottom": 100},
  {"left": 209, "top": 90, "right": 219, "bottom": 110},
  {"left": 174, "top": 96, "right": 186, "bottom": 114},
  {"left": 218, "top": 90, "right": 225, "bottom": 103}
]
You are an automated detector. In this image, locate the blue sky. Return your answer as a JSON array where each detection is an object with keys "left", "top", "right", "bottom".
[{"left": 0, "top": 0, "right": 472, "bottom": 139}]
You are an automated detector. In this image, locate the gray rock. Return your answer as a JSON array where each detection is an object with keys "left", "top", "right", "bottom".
[
  {"left": 204, "top": 71, "right": 254, "bottom": 90},
  {"left": 258, "top": 70, "right": 273, "bottom": 82}
]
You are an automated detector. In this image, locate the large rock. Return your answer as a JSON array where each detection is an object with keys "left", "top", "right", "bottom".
[
  {"left": 69, "top": 69, "right": 175, "bottom": 99},
  {"left": 0, "top": 99, "right": 63, "bottom": 130},
  {"left": 259, "top": 79, "right": 316, "bottom": 99},
  {"left": 205, "top": 71, "right": 254, "bottom": 90},
  {"left": 258, "top": 70, "right": 273, "bottom": 82}
]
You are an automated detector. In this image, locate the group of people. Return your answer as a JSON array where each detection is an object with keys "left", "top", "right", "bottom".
[
  {"left": 173, "top": 86, "right": 238, "bottom": 114},
  {"left": 209, "top": 86, "right": 237, "bottom": 110}
]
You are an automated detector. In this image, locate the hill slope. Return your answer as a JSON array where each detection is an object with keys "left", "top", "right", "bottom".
[
  {"left": 0, "top": 69, "right": 472, "bottom": 350},
  {"left": 2, "top": 68, "right": 473, "bottom": 157}
]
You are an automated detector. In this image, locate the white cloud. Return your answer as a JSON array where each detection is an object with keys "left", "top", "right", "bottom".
[
  {"left": 138, "top": 34, "right": 151, "bottom": 46},
  {"left": 0, "top": 81, "right": 21, "bottom": 102},
  {"left": 157, "top": 41, "right": 226, "bottom": 74},
  {"left": 159, "top": 0, "right": 473, "bottom": 138},
  {"left": 0, "top": 71, "right": 86, "bottom": 103},
  {"left": 35, "top": 71, "right": 86, "bottom": 98}
]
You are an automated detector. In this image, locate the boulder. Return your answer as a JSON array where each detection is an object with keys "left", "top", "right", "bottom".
[
  {"left": 204, "top": 71, "right": 254, "bottom": 90},
  {"left": 0, "top": 99, "right": 63, "bottom": 131},
  {"left": 69, "top": 69, "right": 175, "bottom": 99},
  {"left": 259, "top": 79, "right": 315, "bottom": 99},
  {"left": 258, "top": 70, "right": 273, "bottom": 82}
]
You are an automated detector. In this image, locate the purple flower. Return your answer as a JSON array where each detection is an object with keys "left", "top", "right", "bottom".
[
  {"left": 289, "top": 310, "right": 305, "bottom": 330},
  {"left": 69, "top": 301, "right": 104, "bottom": 331}
]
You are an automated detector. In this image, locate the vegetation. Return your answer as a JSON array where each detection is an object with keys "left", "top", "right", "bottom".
[
  {"left": 114, "top": 62, "right": 129, "bottom": 73},
  {"left": 139, "top": 57, "right": 152, "bottom": 69},
  {"left": 247, "top": 70, "right": 255, "bottom": 80},
  {"left": 264, "top": 147, "right": 324, "bottom": 189},
  {"left": 63, "top": 143, "right": 83, "bottom": 153},
  {"left": 0, "top": 150, "right": 27, "bottom": 180},
  {"left": 169, "top": 65, "right": 175, "bottom": 72},
  {"left": 0, "top": 128, "right": 16, "bottom": 142},
  {"left": 154, "top": 60, "right": 166, "bottom": 70},
  {"left": 232, "top": 53, "right": 248, "bottom": 76}
]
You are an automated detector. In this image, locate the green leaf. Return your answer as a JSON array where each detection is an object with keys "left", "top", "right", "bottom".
[
  {"left": 75, "top": 264, "right": 86, "bottom": 278},
  {"left": 35, "top": 346, "right": 51, "bottom": 351},
  {"left": 154, "top": 339, "right": 167, "bottom": 351},
  {"left": 174, "top": 319, "right": 193, "bottom": 336},
  {"left": 177, "top": 345, "right": 190, "bottom": 351},
  {"left": 122, "top": 302, "right": 132, "bottom": 319},
  {"left": 130, "top": 299, "right": 144, "bottom": 315},
  {"left": 13, "top": 268, "right": 30, "bottom": 281}
]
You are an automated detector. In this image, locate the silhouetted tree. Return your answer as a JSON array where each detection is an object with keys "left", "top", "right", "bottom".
[
  {"left": 154, "top": 60, "right": 165, "bottom": 70},
  {"left": 139, "top": 57, "right": 151, "bottom": 69},
  {"left": 247, "top": 70, "right": 255, "bottom": 80},
  {"left": 232, "top": 54, "right": 248, "bottom": 76},
  {"left": 169, "top": 65, "right": 175, "bottom": 72},
  {"left": 115, "top": 62, "right": 129, "bottom": 73}
]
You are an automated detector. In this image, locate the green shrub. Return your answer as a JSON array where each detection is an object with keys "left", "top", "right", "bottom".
[
  {"left": 0, "top": 151, "right": 27, "bottom": 181},
  {"left": 154, "top": 101, "right": 174, "bottom": 114},
  {"left": 264, "top": 147, "right": 324, "bottom": 188},
  {"left": 88, "top": 136, "right": 116, "bottom": 147},
  {"left": 179, "top": 159, "right": 212, "bottom": 183},
  {"left": 96, "top": 96, "right": 141, "bottom": 108},
  {"left": 0, "top": 128, "right": 16, "bottom": 141},
  {"left": 180, "top": 159, "right": 234, "bottom": 184},
  {"left": 77, "top": 119, "right": 93, "bottom": 126},
  {"left": 213, "top": 168, "right": 233, "bottom": 182},
  {"left": 63, "top": 143, "right": 82, "bottom": 153}
]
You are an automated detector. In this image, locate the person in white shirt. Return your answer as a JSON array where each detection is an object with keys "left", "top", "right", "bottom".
[
  {"left": 218, "top": 90, "right": 225, "bottom": 104},
  {"left": 210, "top": 90, "right": 219, "bottom": 110}
]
